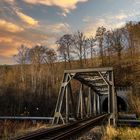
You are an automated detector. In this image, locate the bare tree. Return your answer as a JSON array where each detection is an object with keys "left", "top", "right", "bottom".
[
  {"left": 125, "top": 22, "right": 139, "bottom": 64},
  {"left": 14, "top": 44, "right": 29, "bottom": 83},
  {"left": 86, "top": 37, "right": 96, "bottom": 66},
  {"left": 57, "top": 34, "right": 74, "bottom": 68},
  {"left": 104, "top": 30, "right": 114, "bottom": 65},
  {"left": 29, "top": 45, "right": 46, "bottom": 65},
  {"left": 44, "top": 48, "right": 57, "bottom": 64},
  {"left": 28, "top": 45, "right": 57, "bottom": 94},
  {"left": 111, "top": 28, "right": 128, "bottom": 65},
  {"left": 13, "top": 45, "right": 29, "bottom": 114},
  {"left": 28, "top": 45, "right": 46, "bottom": 93},
  {"left": 95, "top": 26, "right": 106, "bottom": 66},
  {"left": 73, "top": 31, "right": 86, "bottom": 68},
  {"left": 14, "top": 44, "right": 29, "bottom": 64}
]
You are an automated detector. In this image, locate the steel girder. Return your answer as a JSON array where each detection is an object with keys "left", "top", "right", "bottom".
[{"left": 52, "top": 67, "right": 117, "bottom": 126}]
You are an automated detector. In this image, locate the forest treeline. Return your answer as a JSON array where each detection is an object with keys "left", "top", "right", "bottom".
[{"left": 0, "top": 21, "right": 139, "bottom": 116}]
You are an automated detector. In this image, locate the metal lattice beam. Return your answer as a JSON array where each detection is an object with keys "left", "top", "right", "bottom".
[{"left": 52, "top": 67, "right": 117, "bottom": 126}]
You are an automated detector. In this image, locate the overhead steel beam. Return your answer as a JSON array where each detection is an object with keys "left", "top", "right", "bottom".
[{"left": 64, "top": 67, "right": 113, "bottom": 73}]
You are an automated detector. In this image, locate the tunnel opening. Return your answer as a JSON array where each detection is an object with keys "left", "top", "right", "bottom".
[{"left": 102, "top": 96, "right": 127, "bottom": 112}]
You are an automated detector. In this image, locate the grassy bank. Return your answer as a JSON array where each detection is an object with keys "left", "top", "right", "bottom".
[
  {"left": 0, "top": 121, "right": 48, "bottom": 140},
  {"left": 103, "top": 125, "right": 140, "bottom": 140}
]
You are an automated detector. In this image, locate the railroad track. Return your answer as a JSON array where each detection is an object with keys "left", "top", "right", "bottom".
[{"left": 12, "top": 113, "right": 109, "bottom": 140}]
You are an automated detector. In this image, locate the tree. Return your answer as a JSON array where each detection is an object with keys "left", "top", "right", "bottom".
[
  {"left": 28, "top": 45, "right": 46, "bottom": 93},
  {"left": 82, "top": 38, "right": 88, "bottom": 65},
  {"left": 14, "top": 44, "right": 29, "bottom": 64},
  {"left": 95, "top": 26, "right": 106, "bottom": 66},
  {"left": 43, "top": 48, "right": 57, "bottom": 64},
  {"left": 14, "top": 44, "right": 29, "bottom": 83},
  {"left": 125, "top": 22, "right": 140, "bottom": 91},
  {"left": 86, "top": 37, "right": 96, "bottom": 66},
  {"left": 73, "top": 31, "right": 86, "bottom": 68},
  {"left": 28, "top": 45, "right": 57, "bottom": 94},
  {"left": 111, "top": 28, "right": 128, "bottom": 64},
  {"left": 104, "top": 30, "right": 114, "bottom": 65},
  {"left": 29, "top": 45, "right": 46, "bottom": 65},
  {"left": 125, "top": 22, "right": 140, "bottom": 64},
  {"left": 13, "top": 45, "right": 29, "bottom": 114},
  {"left": 57, "top": 34, "right": 74, "bottom": 68}
]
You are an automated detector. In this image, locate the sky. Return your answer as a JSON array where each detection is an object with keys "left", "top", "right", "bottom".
[{"left": 0, "top": 0, "right": 140, "bottom": 64}]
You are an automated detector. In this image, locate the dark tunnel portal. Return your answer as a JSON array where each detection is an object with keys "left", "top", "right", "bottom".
[{"left": 102, "top": 96, "right": 127, "bottom": 112}]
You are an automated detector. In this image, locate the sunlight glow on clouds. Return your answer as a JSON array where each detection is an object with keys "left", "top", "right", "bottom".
[
  {"left": 23, "top": 0, "right": 88, "bottom": 15},
  {"left": 84, "top": 16, "right": 126, "bottom": 37},
  {"left": 83, "top": 9, "right": 140, "bottom": 37},
  {"left": 0, "top": 19, "right": 24, "bottom": 33},
  {"left": 85, "top": 20, "right": 126, "bottom": 37},
  {"left": 16, "top": 11, "right": 38, "bottom": 26},
  {"left": 0, "top": 0, "right": 140, "bottom": 64},
  {"left": 0, "top": 36, "right": 34, "bottom": 58},
  {"left": 115, "top": 13, "right": 127, "bottom": 20},
  {"left": 0, "top": 37, "right": 13, "bottom": 43},
  {"left": 0, "top": 48, "right": 18, "bottom": 58}
]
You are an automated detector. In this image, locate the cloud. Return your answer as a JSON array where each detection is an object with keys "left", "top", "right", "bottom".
[
  {"left": 0, "top": 22, "right": 63, "bottom": 59},
  {"left": 132, "top": 0, "right": 140, "bottom": 4},
  {"left": 0, "top": 37, "right": 13, "bottom": 43},
  {"left": 0, "top": 48, "right": 18, "bottom": 58},
  {"left": 23, "top": 0, "right": 88, "bottom": 15},
  {"left": 115, "top": 13, "right": 127, "bottom": 20},
  {"left": 83, "top": 9, "right": 140, "bottom": 37},
  {"left": 0, "top": 35, "right": 34, "bottom": 58},
  {"left": 47, "top": 23, "right": 70, "bottom": 33},
  {"left": 16, "top": 11, "right": 38, "bottom": 26},
  {"left": 84, "top": 21, "right": 126, "bottom": 37},
  {"left": 84, "top": 17, "right": 126, "bottom": 37},
  {"left": 84, "top": 19, "right": 106, "bottom": 37},
  {"left": 0, "top": 19, "right": 24, "bottom": 33},
  {"left": 41, "top": 22, "right": 71, "bottom": 50},
  {"left": 5, "top": 0, "right": 15, "bottom": 2},
  {"left": 83, "top": 16, "right": 92, "bottom": 22}
]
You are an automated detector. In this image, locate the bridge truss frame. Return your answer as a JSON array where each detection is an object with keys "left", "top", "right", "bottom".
[{"left": 52, "top": 67, "right": 117, "bottom": 126}]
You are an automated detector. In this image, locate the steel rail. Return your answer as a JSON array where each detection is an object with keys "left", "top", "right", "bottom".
[
  {"left": 12, "top": 113, "right": 109, "bottom": 140},
  {"left": 47, "top": 113, "right": 109, "bottom": 140}
]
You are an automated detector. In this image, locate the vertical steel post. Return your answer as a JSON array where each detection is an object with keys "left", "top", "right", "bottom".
[
  {"left": 77, "top": 84, "right": 87, "bottom": 119},
  {"left": 93, "top": 91, "right": 97, "bottom": 115},
  {"left": 68, "top": 82, "right": 77, "bottom": 119},
  {"left": 77, "top": 84, "right": 83, "bottom": 119},
  {"left": 107, "top": 72, "right": 111, "bottom": 115},
  {"left": 97, "top": 94, "right": 100, "bottom": 114},
  {"left": 80, "top": 84, "right": 83, "bottom": 119},
  {"left": 83, "top": 86, "right": 87, "bottom": 116},
  {"left": 65, "top": 85, "right": 69, "bottom": 123},
  {"left": 111, "top": 71, "right": 116, "bottom": 126},
  {"left": 77, "top": 89, "right": 81, "bottom": 118},
  {"left": 87, "top": 87, "right": 92, "bottom": 116},
  {"left": 108, "top": 71, "right": 116, "bottom": 126},
  {"left": 52, "top": 73, "right": 68, "bottom": 124}
]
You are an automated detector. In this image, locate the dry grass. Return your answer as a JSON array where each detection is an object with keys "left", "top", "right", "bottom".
[
  {"left": 103, "top": 125, "right": 140, "bottom": 140},
  {"left": 128, "top": 94, "right": 140, "bottom": 116},
  {"left": 0, "top": 121, "right": 50, "bottom": 140},
  {"left": 102, "top": 125, "right": 118, "bottom": 140}
]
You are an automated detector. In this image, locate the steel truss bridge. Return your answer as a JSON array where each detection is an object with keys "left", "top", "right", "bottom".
[{"left": 52, "top": 67, "right": 117, "bottom": 126}]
